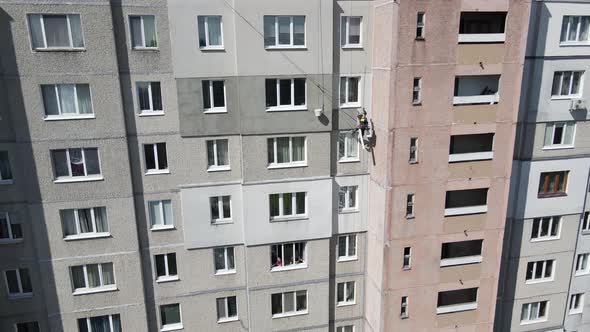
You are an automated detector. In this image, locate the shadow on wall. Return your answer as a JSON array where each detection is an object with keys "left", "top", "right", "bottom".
[{"left": 0, "top": 8, "right": 60, "bottom": 331}]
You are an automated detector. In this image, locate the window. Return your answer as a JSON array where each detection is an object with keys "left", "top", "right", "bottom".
[
  {"left": 440, "top": 240, "right": 483, "bottom": 267},
  {"left": 5, "top": 268, "right": 32, "bottom": 298},
  {"left": 525, "top": 260, "right": 555, "bottom": 283},
  {"left": 271, "top": 290, "right": 307, "bottom": 317},
  {"left": 264, "top": 16, "right": 305, "bottom": 48},
  {"left": 130, "top": 15, "right": 157, "bottom": 49},
  {"left": 16, "top": 321, "right": 40, "bottom": 332},
  {"left": 216, "top": 296, "right": 238, "bottom": 322},
  {"left": 149, "top": 200, "right": 173, "bottom": 230},
  {"left": 202, "top": 80, "right": 226, "bottom": 112},
  {"left": 338, "top": 234, "right": 357, "bottom": 261},
  {"left": 70, "top": 263, "right": 115, "bottom": 294},
  {"left": 198, "top": 16, "right": 223, "bottom": 49},
  {"left": 337, "top": 281, "right": 356, "bottom": 306},
  {"left": 403, "top": 247, "right": 411, "bottom": 270},
  {"left": 560, "top": 16, "right": 590, "bottom": 43},
  {"left": 269, "top": 192, "right": 307, "bottom": 220},
  {"left": 338, "top": 132, "right": 359, "bottom": 162},
  {"left": 400, "top": 296, "right": 409, "bottom": 318},
  {"left": 520, "top": 301, "right": 548, "bottom": 324},
  {"left": 210, "top": 196, "right": 231, "bottom": 224},
  {"left": 341, "top": 16, "right": 362, "bottom": 47},
  {"left": 155, "top": 253, "right": 178, "bottom": 282},
  {"left": 265, "top": 78, "right": 306, "bottom": 110},
  {"left": 137, "top": 82, "right": 163, "bottom": 114},
  {"left": 531, "top": 216, "right": 561, "bottom": 241},
  {"left": 78, "top": 314, "right": 120, "bottom": 332},
  {"left": 61, "top": 207, "right": 108, "bottom": 239},
  {"left": 551, "top": 71, "right": 583, "bottom": 98},
  {"left": 538, "top": 171, "right": 569, "bottom": 198},
  {"left": 0, "top": 151, "right": 13, "bottom": 184},
  {"left": 338, "top": 186, "right": 358, "bottom": 212},
  {"left": 144, "top": 143, "right": 168, "bottom": 174},
  {"left": 544, "top": 122, "right": 575, "bottom": 148},
  {"left": 51, "top": 148, "right": 101, "bottom": 181},
  {"left": 214, "top": 247, "right": 235, "bottom": 274},
  {"left": 207, "top": 139, "right": 230, "bottom": 171},
  {"left": 28, "top": 14, "right": 84, "bottom": 50},
  {"left": 340, "top": 77, "right": 361, "bottom": 107},
  {"left": 409, "top": 137, "right": 418, "bottom": 163},
  {"left": 0, "top": 212, "right": 22, "bottom": 243},
  {"left": 267, "top": 137, "right": 306, "bottom": 167},
  {"left": 412, "top": 78, "right": 422, "bottom": 104},
  {"left": 583, "top": 212, "right": 590, "bottom": 233},
  {"left": 159, "top": 304, "right": 182, "bottom": 331},
  {"left": 337, "top": 326, "right": 354, "bottom": 332},
  {"left": 406, "top": 194, "right": 415, "bottom": 218},
  {"left": 437, "top": 288, "right": 478, "bottom": 314},
  {"left": 416, "top": 12, "right": 425, "bottom": 39},
  {"left": 449, "top": 133, "right": 494, "bottom": 162},
  {"left": 271, "top": 242, "right": 306, "bottom": 270},
  {"left": 41, "top": 84, "right": 93, "bottom": 118},
  {"left": 569, "top": 293, "right": 584, "bottom": 314},
  {"left": 575, "top": 253, "right": 589, "bottom": 275},
  {"left": 444, "top": 188, "right": 488, "bottom": 216}
]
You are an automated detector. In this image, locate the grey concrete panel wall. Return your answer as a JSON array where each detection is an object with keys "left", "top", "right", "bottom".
[
  {"left": 0, "top": 143, "right": 26, "bottom": 204},
  {"left": 333, "top": 232, "right": 366, "bottom": 277},
  {"left": 518, "top": 121, "right": 590, "bottom": 161},
  {"left": 177, "top": 77, "right": 241, "bottom": 137},
  {"left": 335, "top": 1, "right": 373, "bottom": 75},
  {"left": 333, "top": 275, "right": 364, "bottom": 322},
  {"left": 334, "top": 175, "right": 368, "bottom": 234},
  {"left": 333, "top": 132, "right": 370, "bottom": 176},
  {"left": 501, "top": 294, "right": 567, "bottom": 332},
  {"left": 52, "top": 304, "right": 148, "bottom": 332},
  {"left": 137, "top": 192, "right": 185, "bottom": 248},
  {"left": 0, "top": 261, "right": 45, "bottom": 317}
]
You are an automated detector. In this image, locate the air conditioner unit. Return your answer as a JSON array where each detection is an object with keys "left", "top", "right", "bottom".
[
  {"left": 314, "top": 108, "right": 324, "bottom": 117},
  {"left": 570, "top": 98, "right": 587, "bottom": 111}
]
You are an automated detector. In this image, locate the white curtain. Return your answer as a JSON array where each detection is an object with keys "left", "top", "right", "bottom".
[
  {"left": 149, "top": 201, "right": 162, "bottom": 226},
  {"left": 29, "top": 14, "right": 45, "bottom": 48},
  {"left": 44, "top": 15, "right": 69, "bottom": 47},
  {"left": 89, "top": 316, "right": 110, "bottom": 332},
  {"left": 278, "top": 17, "right": 290, "bottom": 45},
  {"left": 78, "top": 209, "right": 92, "bottom": 233},
  {"left": 208, "top": 16, "right": 222, "bottom": 46},
  {"left": 101, "top": 263, "right": 114, "bottom": 285},
  {"left": 217, "top": 140, "right": 228, "bottom": 166},
  {"left": 198, "top": 17, "right": 207, "bottom": 47},
  {"left": 76, "top": 84, "right": 92, "bottom": 114},
  {"left": 58, "top": 84, "right": 76, "bottom": 114},
  {"left": 293, "top": 16, "right": 305, "bottom": 45},
  {"left": 277, "top": 138, "right": 289, "bottom": 163},
  {"left": 544, "top": 124, "right": 553, "bottom": 146},
  {"left": 69, "top": 148, "right": 85, "bottom": 177},
  {"left": 86, "top": 264, "right": 100, "bottom": 287},
  {"left": 69, "top": 15, "right": 84, "bottom": 48},
  {"left": 264, "top": 17, "right": 276, "bottom": 46},
  {"left": 284, "top": 292, "right": 295, "bottom": 312},
  {"left": 143, "top": 16, "right": 157, "bottom": 47},
  {"left": 292, "top": 137, "right": 305, "bottom": 162},
  {"left": 94, "top": 207, "right": 108, "bottom": 233},
  {"left": 162, "top": 200, "right": 172, "bottom": 225},
  {"left": 216, "top": 298, "right": 226, "bottom": 319}
]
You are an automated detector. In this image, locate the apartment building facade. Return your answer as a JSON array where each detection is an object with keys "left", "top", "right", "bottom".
[
  {"left": 366, "top": 0, "right": 530, "bottom": 331},
  {"left": 497, "top": 1, "right": 590, "bottom": 331},
  {"left": 0, "top": 0, "right": 371, "bottom": 331}
]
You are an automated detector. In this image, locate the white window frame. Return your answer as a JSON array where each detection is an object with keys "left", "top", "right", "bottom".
[
  {"left": 406, "top": 193, "right": 415, "bottom": 219},
  {"left": 15, "top": 321, "right": 40, "bottom": 332},
  {"left": 210, "top": 196, "right": 232, "bottom": 224},
  {"left": 341, "top": 16, "right": 362, "bottom": 48},
  {"left": 266, "top": 78, "right": 307, "bottom": 111},
  {"left": 575, "top": 253, "right": 589, "bottom": 276},
  {"left": 159, "top": 303, "right": 182, "bottom": 332},
  {"left": 525, "top": 260, "right": 555, "bottom": 284},
  {"left": 520, "top": 301, "right": 549, "bottom": 325},
  {"left": 4, "top": 268, "right": 32, "bottom": 299},
  {"left": 339, "top": 76, "right": 361, "bottom": 108},
  {"left": 129, "top": 15, "right": 158, "bottom": 49},
  {"left": 337, "top": 326, "right": 355, "bottom": 332},
  {"left": 52, "top": 148, "right": 102, "bottom": 183},
  {"left": 583, "top": 211, "right": 590, "bottom": 234},
  {"left": 400, "top": 296, "right": 409, "bottom": 318},
  {"left": 144, "top": 143, "right": 169, "bottom": 175},
  {"left": 198, "top": 15, "right": 224, "bottom": 50},
  {"left": 531, "top": 216, "right": 562, "bottom": 242},
  {"left": 264, "top": 16, "right": 306, "bottom": 49},
  {"left": 78, "top": 314, "right": 119, "bottom": 332},
  {"left": 269, "top": 192, "right": 307, "bottom": 221},
  {"left": 0, "top": 212, "right": 22, "bottom": 244},
  {"left": 271, "top": 242, "right": 307, "bottom": 271},
  {"left": 560, "top": 16, "right": 590, "bottom": 44},
  {"left": 137, "top": 81, "right": 163, "bottom": 115},
  {"left": 337, "top": 234, "right": 357, "bottom": 262},
  {"left": 336, "top": 281, "right": 356, "bottom": 306},
  {"left": 412, "top": 77, "right": 422, "bottom": 105},
  {"left": 70, "top": 263, "right": 116, "bottom": 295},
  {"left": 551, "top": 71, "right": 584, "bottom": 99},
  {"left": 216, "top": 296, "right": 238, "bottom": 323},
  {"left": 214, "top": 247, "right": 235, "bottom": 275},
  {"left": 62, "top": 207, "right": 110, "bottom": 240},
  {"left": 28, "top": 14, "right": 85, "bottom": 50},
  {"left": 416, "top": 12, "right": 425, "bottom": 39},
  {"left": 403, "top": 247, "right": 411, "bottom": 270},
  {"left": 543, "top": 122, "right": 576, "bottom": 150},
  {"left": 0, "top": 151, "right": 12, "bottom": 184},
  {"left": 338, "top": 132, "right": 359, "bottom": 162},
  {"left": 271, "top": 290, "right": 308, "bottom": 318},
  {"left": 202, "top": 80, "right": 227, "bottom": 113},
  {"left": 149, "top": 200, "right": 174, "bottom": 231},
  {"left": 206, "top": 139, "right": 230, "bottom": 171},
  {"left": 568, "top": 293, "right": 584, "bottom": 314},
  {"left": 41, "top": 84, "right": 94, "bottom": 120},
  {"left": 409, "top": 137, "right": 418, "bottom": 164},
  {"left": 155, "top": 253, "right": 178, "bottom": 283},
  {"left": 267, "top": 136, "right": 307, "bottom": 168},
  {"left": 339, "top": 186, "right": 358, "bottom": 213}
]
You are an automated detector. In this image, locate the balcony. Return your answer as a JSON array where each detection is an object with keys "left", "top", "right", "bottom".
[
  {"left": 449, "top": 133, "right": 494, "bottom": 162},
  {"left": 444, "top": 188, "right": 488, "bottom": 216},
  {"left": 453, "top": 76, "right": 500, "bottom": 106},
  {"left": 437, "top": 288, "right": 478, "bottom": 314},
  {"left": 440, "top": 239, "right": 483, "bottom": 267},
  {"left": 458, "top": 12, "right": 506, "bottom": 44}
]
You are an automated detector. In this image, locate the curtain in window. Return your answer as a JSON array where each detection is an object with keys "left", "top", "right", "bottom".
[
  {"left": 278, "top": 17, "right": 290, "bottom": 45},
  {"left": 284, "top": 292, "right": 295, "bottom": 312},
  {"left": 58, "top": 84, "right": 76, "bottom": 114},
  {"left": 564, "top": 124, "right": 575, "bottom": 144},
  {"left": 69, "top": 149, "right": 85, "bottom": 176},
  {"left": 346, "top": 282, "right": 355, "bottom": 301},
  {"left": 86, "top": 264, "right": 101, "bottom": 287},
  {"left": 198, "top": 17, "right": 207, "bottom": 47},
  {"left": 42, "top": 85, "right": 59, "bottom": 116},
  {"left": 568, "top": 17, "right": 580, "bottom": 41},
  {"left": 43, "top": 15, "right": 69, "bottom": 47},
  {"left": 292, "top": 137, "right": 305, "bottom": 162},
  {"left": 78, "top": 209, "right": 93, "bottom": 233},
  {"left": 208, "top": 16, "right": 222, "bottom": 46},
  {"left": 349, "top": 17, "right": 361, "bottom": 44},
  {"left": 339, "top": 78, "right": 347, "bottom": 104},
  {"left": 29, "top": 15, "right": 44, "bottom": 48},
  {"left": 216, "top": 298, "right": 226, "bottom": 319},
  {"left": 561, "top": 72, "right": 572, "bottom": 95},
  {"left": 94, "top": 207, "right": 108, "bottom": 233},
  {"left": 61, "top": 210, "right": 78, "bottom": 236},
  {"left": 214, "top": 249, "right": 225, "bottom": 270},
  {"left": 130, "top": 17, "right": 143, "bottom": 47},
  {"left": 283, "top": 193, "right": 293, "bottom": 216},
  {"left": 346, "top": 134, "right": 358, "bottom": 158},
  {"left": 227, "top": 247, "right": 235, "bottom": 269},
  {"left": 89, "top": 316, "right": 110, "bottom": 332},
  {"left": 348, "top": 235, "right": 356, "bottom": 256},
  {"left": 551, "top": 73, "right": 562, "bottom": 95},
  {"left": 150, "top": 82, "right": 163, "bottom": 110},
  {"left": 76, "top": 84, "right": 92, "bottom": 114},
  {"left": 544, "top": 124, "right": 553, "bottom": 146},
  {"left": 101, "top": 263, "right": 114, "bottom": 285},
  {"left": 217, "top": 140, "right": 228, "bottom": 166},
  {"left": 349, "top": 187, "right": 357, "bottom": 207},
  {"left": 149, "top": 201, "right": 163, "bottom": 226},
  {"left": 338, "top": 134, "right": 346, "bottom": 159},
  {"left": 348, "top": 78, "right": 359, "bottom": 103},
  {"left": 69, "top": 15, "right": 84, "bottom": 48},
  {"left": 137, "top": 82, "right": 150, "bottom": 110},
  {"left": 162, "top": 200, "right": 172, "bottom": 226},
  {"left": 276, "top": 138, "right": 289, "bottom": 163},
  {"left": 222, "top": 196, "right": 231, "bottom": 218},
  {"left": 296, "top": 291, "right": 307, "bottom": 311},
  {"left": 207, "top": 141, "right": 216, "bottom": 166},
  {"left": 112, "top": 315, "right": 121, "bottom": 332},
  {"left": 71, "top": 266, "right": 86, "bottom": 289},
  {"left": 264, "top": 17, "right": 276, "bottom": 46},
  {"left": 84, "top": 148, "right": 101, "bottom": 175},
  {"left": 210, "top": 197, "right": 219, "bottom": 220},
  {"left": 581, "top": 17, "right": 590, "bottom": 41},
  {"left": 293, "top": 16, "right": 305, "bottom": 45},
  {"left": 143, "top": 16, "right": 157, "bottom": 47}
]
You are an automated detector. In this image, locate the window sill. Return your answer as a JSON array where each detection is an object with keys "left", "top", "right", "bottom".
[
  {"left": 156, "top": 276, "right": 180, "bottom": 283},
  {"left": 339, "top": 209, "right": 359, "bottom": 215},
  {"left": 530, "top": 236, "right": 560, "bottom": 243},
  {"left": 266, "top": 106, "right": 308, "bottom": 112},
  {"left": 139, "top": 111, "right": 165, "bottom": 117},
  {"left": 145, "top": 170, "right": 170, "bottom": 176},
  {"left": 402, "top": 266, "right": 411, "bottom": 271},
  {"left": 200, "top": 46, "right": 225, "bottom": 51},
  {"left": 338, "top": 158, "right": 360, "bottom": 164},
  {"left": 0, "top": 238, "right": 23, "bottom": 245},
  {"left": 207, "top": 166, "right": 231, "bottom": 172},
  {"left": 217, "top": 317, "right": 238, "bottom": 323},
  {"left": 457, "top": 33, "right": 505, "bottom": 43},
  {"left": 267, "top": 162, "right": 307, "bottom": 169},
  {"left": 204, "top": 108, "right": 228, "bottom": 114},
  {"left": 448, "top": 152, "right": 493, "bottom": 163},
  {"left": 340, "top": 103, "right": 362, "bottom": 109},
  {"left": 342, "top": 45, "right": 363, "bottom": 50},
  {"left": 569, "top": 310, "right": 583, "bottom": 315},
  {"left": 542, "top": 145, "right": 575, "bottom": 150},
  {"left": 271, "top": 263, "right": 307, "bottom": 272},
  {"left": 73, "top": 285, "right": 118, "bottom": 296},
  {"left": 574, "top": 271, "right": 589, "bottom": 277},
  {"left": 33, "top": 47, "right": 85, "bottom": 52},
  {"left": 444, "top": 205, "right": 487, "bottom": 217},
  {"left": 337, "top": 301, "right": 356, "bottom": 307},
  {"left": 520, "top": 318, "right": 547, "bottom": 325},
  {"left": 265, "top": 46, "right": 307, "bottom": 51},
  {"left": 440, "top": 255, "right": 482, "bottom": 267},
  {"left": 64, "top": 233, "right": 111, "bottom": 241},
  {"left": 550, "top": 95, "right": 581, "bottom": 100},
  {"left": 270, "top": 216, "right": 308, "bottom": 223},
  {"left": 214, "top": 270, "right": 236, "bottom": 276},
  {"left": 400, "top": 314, "right": 409, "bottom": 319},
  {"left": 582, "top": 230, "right": 590, "bottom": 235},
  {"left": 453, "top": 95, "right": 499, "bottom": 105},
  {"left": 525, "top": 278, "right": 554, "bottom": 285},
  {"left": 54, "top": 176, "right": 104, "bottom": 184},
  {"left": 272, "top": 310, "right": 308, "bottom": 319},
  {"left": 211, "top": 219, "right": 233, "bottom": 225},
  {"left": 132, "top": 47, "right": 159, "bottom": 52},
  {"left": 537, "top": 192, "right": 567, "bottom": 199},
  {"left": 0, "top": 179, "right": 14, "bottom": 185},
  {"left": 160, "top": 323, "right": 183, "bottom": 332},
  {"left": 151, "top": 225, "right": 175, "bottom": 232},
  {"left": 436, "top": 302, "right": 477, "bottom": 315},
  {"left": 44, "top": 114, "right": 95, "bottom": 121},
  {"left": 409, "top": 160, "right": 418, "bottom": 165},
  {"left": 337, "top": 256, "right": 358, "bottom": 263},
  {"left": 8, "top": 293, "right": 33, "bottom": 300},
  {"left": 559, "top": 41, "right": 590, "bottom": 47},
  {"left": 406, "top": 214, "right": 415, "bottom": 220}
]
